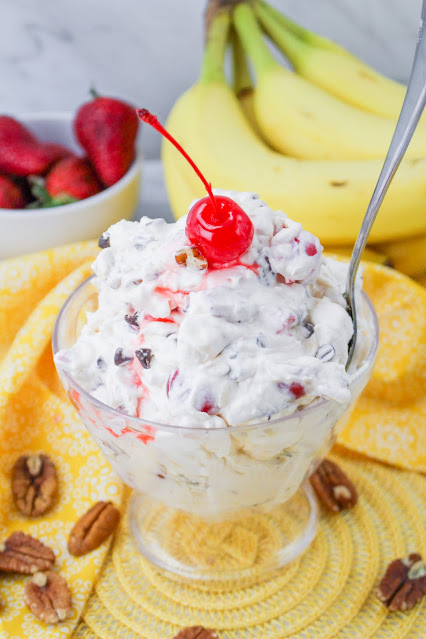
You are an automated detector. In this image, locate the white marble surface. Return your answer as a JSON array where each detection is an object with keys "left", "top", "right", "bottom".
[{"left": 0, "top": 0, "right": 422, "bottom": 161}]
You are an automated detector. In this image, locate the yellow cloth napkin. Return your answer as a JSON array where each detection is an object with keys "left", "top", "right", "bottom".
[
  {"left": 0, "top": 242, "right": 123, "bottom": 638},
  {"left": 339, "top": 264, "right": 426, "bottom": 472},
  {"left": 0, "top": 243, "right": 424, "bottom": 638}
]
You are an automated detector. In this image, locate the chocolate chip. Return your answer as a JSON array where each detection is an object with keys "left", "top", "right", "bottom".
[
  {"left": 98, "top": 233, "right": 110, "bottom": 249},
  {"left": 259, "top": 253, "right": 276, "bottom": 287},
  {"left": 304, "top": 322, "right": 315, "bottom": 337},
  {"left": 124, "top": 312, "right": 140, "bottom": 329},
  {"left": 135, "top": 348, "right": 153, "bottom": 369},
  {"left": 114, "top": 348, "right": 133, "bottom": 366},
  {"left": 316, "top": 344, "right": 335, "bottom": 362},
  {"left": 97, "top": 357, "right": 106, "bottom": 370},
  {"left": 256, "top": 333, "right": 266, "bottom": 348}
]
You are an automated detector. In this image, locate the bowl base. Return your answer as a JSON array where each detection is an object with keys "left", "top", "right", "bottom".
[{"left": 130, "top": 483, "right": 318, "bottom": 587}]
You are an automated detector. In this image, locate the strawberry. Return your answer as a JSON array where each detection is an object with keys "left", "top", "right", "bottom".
[
  {"left": 0, "top": 175, "right": 27, "bottom": 209},
  {"left": 0, "top": 116, "right": 55, "bottom": 176},
  {"left": 42, "top": 143, "right": 76, "bottom": 162},
  {"left": 45, "top": 157, "right": 102, "bottom": 201},
  {"left": 74, "top": 90, "right": 138, "bottom": 187}
]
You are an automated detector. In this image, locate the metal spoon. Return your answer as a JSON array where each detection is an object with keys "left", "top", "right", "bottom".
[{"left": 345, "top": 0, "right": 426, "bottom": 370}]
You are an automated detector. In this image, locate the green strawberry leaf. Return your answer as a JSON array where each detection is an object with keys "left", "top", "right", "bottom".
[
  {"left": 27, "top": 176, "right": 79, "bottom": 208},
  {"left": 42, "top": 194, "right": 79, "bottom": 208},
  {"left": 28, "top": 175, "right": 50, "bottom": 205}
]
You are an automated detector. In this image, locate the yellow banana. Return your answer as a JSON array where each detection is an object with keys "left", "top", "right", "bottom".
[
  {"left": 254, "top": 0, "right": 418, "bottom": 121},
  {"left": 163, "top": 148, "right": 199, "bottom": 217},
  {"left": 323, "top": 247, "right": 390, "bottom": 266},
  {"left": 231, "top": 27, "right": 262, "bottom": 137},
  {"left": 162, "top": 10, "right": 426, "bottom": 245},
  {"left": 233, "top": 4, "right": 426, "bottom": 161},
  {"left": 373, "top": 234, "right": 426, "bottom": 277}
]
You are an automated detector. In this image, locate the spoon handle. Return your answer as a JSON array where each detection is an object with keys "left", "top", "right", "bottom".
[{"left": 346, "top": 0, "right": 426, "bottom": 368}]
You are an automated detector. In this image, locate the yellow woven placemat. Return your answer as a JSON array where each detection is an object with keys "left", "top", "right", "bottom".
[{"left": 71, "top": 450, "right": 425, "bottom": 639}]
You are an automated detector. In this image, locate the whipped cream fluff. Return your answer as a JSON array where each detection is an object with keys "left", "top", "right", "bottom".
[{"left": 56, "top": 190, "right": 360, "bottom": 429}]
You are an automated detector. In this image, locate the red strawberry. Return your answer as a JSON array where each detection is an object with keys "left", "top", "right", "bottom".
[
  {"left": 42, "top": 143, "right": 76, "bottom": 162},
  {"left": 0, "top": 116, "right": 55, "bottom": 176},
  {"left": 74, "top": 90, "right": 138, "bottom": 187},
  {"left": 0, "top": 175, "right": 27, "bottom": 209},
  {"left": 46, "top": 157, "right": 102, "bottom": 200}
]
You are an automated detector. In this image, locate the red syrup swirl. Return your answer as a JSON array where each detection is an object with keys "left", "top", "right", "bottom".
[
  {"left": 144, "top": 315, "right": 177, "bottom": 324},
  {"left": 137, "top": 109, "right": 254, "bottom": 267}
]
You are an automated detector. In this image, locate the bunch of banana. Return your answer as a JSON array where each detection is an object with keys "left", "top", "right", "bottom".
[
  {"left": 162, "top": 0, "right": 426, "bottom": 274},
  {"left": 233, "top": 4, "right": 426, "bottom": 161},
  {"left": 254, "top": 0, "right": 426, "bottom": 121}
]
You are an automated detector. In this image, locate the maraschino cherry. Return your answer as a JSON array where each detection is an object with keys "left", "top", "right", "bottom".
[{"left": 137, "top": 109, "right": 254, "bottom": 267}]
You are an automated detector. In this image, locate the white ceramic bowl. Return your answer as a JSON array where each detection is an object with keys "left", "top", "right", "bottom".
[{"left": 0, "top": 112, "right": 142, "bottom": 260}]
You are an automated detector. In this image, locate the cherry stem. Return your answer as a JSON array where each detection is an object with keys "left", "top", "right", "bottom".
[{"left": 137, "top": 109, "right": 219, "bottom": 216}]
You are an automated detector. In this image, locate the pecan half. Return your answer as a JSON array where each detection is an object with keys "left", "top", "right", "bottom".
[
  {"left": 310, "top": 458, "right": 358, "bottom": 512},
  {"left": 24, "top": 571, "right": 72, "bottom": 624},
  {"left": 175, "top": 247, "right": 208, "bottom": 270},
  {"left": 172, "top": 627, "right": 219, "bottom": 639},
  {"left": 0, "top": 531, "right": 55, "bottom": 574},
  {"left": 68, "top": 501, "right": 120, "bottom": 556},
  {"left": 377, "top": 553, "right": 426, "bottom": 612},
  {"left": 12, "top": 454, "right": 57, "bottom": 517}
]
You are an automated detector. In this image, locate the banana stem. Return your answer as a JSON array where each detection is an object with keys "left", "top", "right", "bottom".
[
  {"left": 254, "top": 1, "right": 306, "bottom": 66},
  {"left": 200, "top": 9, "right": 231, "bottom": 85},
  {"left": 255, "top": 0, "right": 340, "bottom": 52},
  {"left": 233, "top": 3, "right": 277, "bottom": 75},
  {"left": 231, "top": 27, "right": 254, "bottom": 96}
]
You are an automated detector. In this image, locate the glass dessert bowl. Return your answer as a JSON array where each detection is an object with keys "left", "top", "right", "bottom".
[{"left": 53, "top": 275, "right": 378, "bottom": 585}]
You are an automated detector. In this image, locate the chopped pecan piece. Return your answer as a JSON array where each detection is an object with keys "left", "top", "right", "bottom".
[
  {"left": 24, "top": 570, "right": 72, "bottom": 624},
  {"left": 175, "top": 246, "right": 208, "bottom": 270},
  {"left": 0, "top": 531, "right": 55, "bottom": 574},
  {"left": 377, "top": 553, "right": 426, "bottom": 612},
  {"left": 12, "top": 454, "right": 57, "bottom": 517},
  {"left": 310, "top": 458, "right": 358, "bottom": 512},
  {"left": 172, "top": 627, "right": 219, "bottom": 639},
  {"left": 68, "top": 501, "right": 120, "bottom": 556}
]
